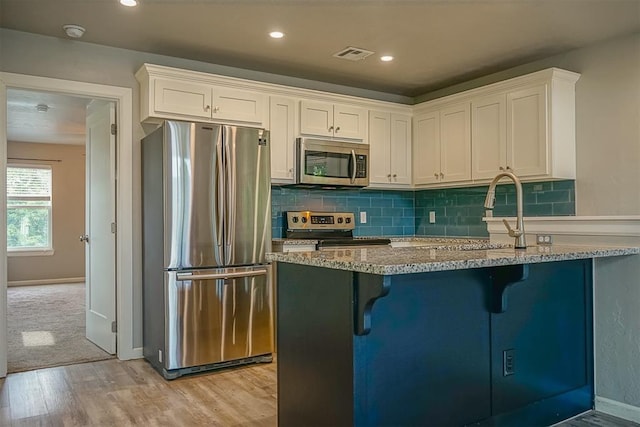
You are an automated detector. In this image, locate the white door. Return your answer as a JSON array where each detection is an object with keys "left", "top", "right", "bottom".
[
  {"left": 85, "top": 101, "right": 116, "bottom": 354},
  {"left": 412, "top": 111, "right": 441, "bottom": 185},
  {"left": 390, "top": 113, "right": 412, "bottom": 185}
]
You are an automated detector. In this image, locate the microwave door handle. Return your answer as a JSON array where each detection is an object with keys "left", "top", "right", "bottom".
[{"left": 350, "top": 149, "right": 357, "bottom": 184}]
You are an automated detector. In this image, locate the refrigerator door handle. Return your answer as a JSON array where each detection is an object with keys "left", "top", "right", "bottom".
[
  {"left": 223, "top": 127, "right": 236, "bottom": 265},
  {"left": 175, "top": 269, "right": 269, "bottom": 281},
  {"left": 215, "top": 134, "right": 225, "bottom": 260}
]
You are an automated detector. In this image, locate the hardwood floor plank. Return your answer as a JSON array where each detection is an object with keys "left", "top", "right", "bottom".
[
  {"left": 36, "top": 367, "right": 91, "bottom": 427},
  {"left": 6, "top": 371, "right": 48, "bottom": 421}
]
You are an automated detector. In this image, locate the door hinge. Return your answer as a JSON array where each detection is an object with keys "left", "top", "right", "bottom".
[
  {"left": 110, "top": 123, "right": 117, "bottom": 135},
  {"left": 111, "top": 222, "right": 117, "bottom": 234},
  {"left": 111, "top": 321, "right": 117, "bottom": 333}
]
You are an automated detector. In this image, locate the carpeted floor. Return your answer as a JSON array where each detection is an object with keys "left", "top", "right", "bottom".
[{"left": 7, "top": 283, "right": 114, "bottom": 373}]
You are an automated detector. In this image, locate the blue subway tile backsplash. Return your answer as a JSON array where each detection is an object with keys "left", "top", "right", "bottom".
[
  {"left": 271, "top": 180, "right": 575, "bottom": 239},
  {"left": 271, "top": 187, "right": 415, "bottom": 238},
  {"left": 414, "top": 180, "right": 575, "bottom": 238}
]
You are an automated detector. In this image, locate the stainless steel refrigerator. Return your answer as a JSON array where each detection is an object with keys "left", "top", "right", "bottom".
[{"left": 142, "top": 120, "right": 273, "bottom": 379}]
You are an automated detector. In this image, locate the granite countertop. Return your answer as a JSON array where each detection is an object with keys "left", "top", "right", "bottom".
[
  {"left": 272, "top": 236, "right": 491, "bottom": 246},
  {"left": 266, "top": 244, "right": 640, "bottom": 275}
]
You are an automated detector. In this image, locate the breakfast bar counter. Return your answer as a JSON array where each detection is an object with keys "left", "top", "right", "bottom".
[{"left": 267, "top": 243, "right": 639, "bottom": 427}]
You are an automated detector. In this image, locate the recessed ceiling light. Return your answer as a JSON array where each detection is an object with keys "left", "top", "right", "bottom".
[
  {"left": 120, "top": 0, "right": 138, "bottom": 6},
  {"left": 62, "top": 24, "right": 85, "bottom": 38},
  {"left": 269, "top": 31, "right": 284, "bottom": 39},
  {"left": 380, "top": 55, "right": 394, "bottom": 62}
]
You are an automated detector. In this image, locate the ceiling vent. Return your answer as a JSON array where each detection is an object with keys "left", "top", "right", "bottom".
[{"left": 332, "top": 46, "right": 374, "bottom": 61}]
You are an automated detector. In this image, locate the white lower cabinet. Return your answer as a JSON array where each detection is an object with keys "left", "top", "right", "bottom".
[
  {"left": 269, "top": 96, "right": 297, "bottom": 183},
  {"left": 368, "top": 111, "right": 411, "bottom": 187},
  {"left": 413, "top": 102, "right": 471, "bottom": 186}
]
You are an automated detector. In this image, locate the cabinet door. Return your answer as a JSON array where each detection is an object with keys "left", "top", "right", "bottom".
[
  {"left": 269, "top": 97, "right": 297, "bottom": 182},
  {"left": 153, "top": 78, "right": 212, "bottom": 119},
  {"left": 507, "top": 85, "right": 549, "bottom": 177},
  {"left": 440, "top": 103, "right": 471, "bottom": 183},
  {"left": 413, "top": 111, "right": 440, "bottom": 185},
  {"left": 334, "top": 104, "right": 367, "bottom": 140},
  {"left": 472, "top": 94, "right": 507, "bottom": 180},
  {"left": 390, "top": 113, "right": 412, "bottom": 185},
  {"left": 368, "top": 110, "right": 392, "bottom": 184},
  {"left": 300, "top": 100, "right": 334, "bottom": 137},
  {"left": 213, "top": 88, "right": 265, "bottom": 125}
]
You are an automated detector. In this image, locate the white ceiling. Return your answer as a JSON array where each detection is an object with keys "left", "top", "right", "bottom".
[
  {"left": 2, "top": 0, "right": 640, "bottom": 144},
  {"left": 7, "top": 90, "right": 90, "bottom": 145}
]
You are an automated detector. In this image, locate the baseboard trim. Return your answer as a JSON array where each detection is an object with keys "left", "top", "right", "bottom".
[
  {"left": 8, "top": 277, "right": 85, "bottom": 287},
  {"left": 595, "top": 396, "right": 640, "bottom": 423},
  {"left": 119, "top": 346, "right": 144, "bottom": 361}
]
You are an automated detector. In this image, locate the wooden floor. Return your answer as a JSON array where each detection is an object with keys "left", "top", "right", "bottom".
[
  {"left": 0, "top": 359, "right": 276, "bottom": 426},
  {"left": 0, "top": 358, "right": 637, "bottom": 426}
]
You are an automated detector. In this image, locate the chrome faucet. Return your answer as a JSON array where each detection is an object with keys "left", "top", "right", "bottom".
[{"left": 484, "top": 171, "right": 527, "bottom": 249}]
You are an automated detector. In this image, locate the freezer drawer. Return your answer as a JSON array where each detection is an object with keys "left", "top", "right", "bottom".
[{"left": 164, "top": 265, "right": 273, "bottom": 371}]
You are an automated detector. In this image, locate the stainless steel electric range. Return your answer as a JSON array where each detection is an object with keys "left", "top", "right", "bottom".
[{"left": 285, "top": 211, "right": 391, "bottom": 249}]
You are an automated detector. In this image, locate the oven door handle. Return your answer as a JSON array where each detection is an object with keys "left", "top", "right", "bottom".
[{"left": 350, "top": 149, "right": 357, "bottom": 184}]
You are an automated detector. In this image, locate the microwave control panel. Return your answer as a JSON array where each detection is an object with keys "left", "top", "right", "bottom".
[{"left": 355, "top": 154, "right": 367, "bottom": 178}]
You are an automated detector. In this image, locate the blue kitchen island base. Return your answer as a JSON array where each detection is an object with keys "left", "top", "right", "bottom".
[{"left": 276, "top": 259, "right": 593, "bottom": 427}]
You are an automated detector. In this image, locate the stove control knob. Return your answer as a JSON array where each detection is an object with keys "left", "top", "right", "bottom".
[
  {"left": 345, "top": 217, "right": 352, "bottom": 224},
  {"left": 337, "top": 217, "right": 344, "bottom": 224},
  {"left": 301, "top": 217, "right": 307, "bottom": 223},
  {"left": 292, "top": 216, "right": 299, "bottom": 223}
]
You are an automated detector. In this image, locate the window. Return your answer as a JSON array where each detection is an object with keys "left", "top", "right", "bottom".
[{"left": 7, "top": 165, "right": 53, "bottom": 253}]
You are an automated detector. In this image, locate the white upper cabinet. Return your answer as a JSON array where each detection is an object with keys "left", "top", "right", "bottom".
[
  {"left": 269, "top": 96, "right": 297, "bottom": 183},
  {"left": 369, "top": 111, "right": 411, "bottom": 187},
  {"left": 413, "top": 102, "right": 471, "bottom": 186},
  {"left": 153, "top": 78, "right": 212, "bottom": 119},
  {"left": 137, "top": 65, "right": 267, "bottom": 126},
  {"left": 506, "top": 84, "right": 548, "bottom": 177},
  {"left": 420, "top": 67, "right": 579, "bottom": 186},
  {"left": 470, "top": 70, "right": 579, "bottom": 182},
  {"left": 472, "top": 93, "right": 507, "bottom": 180},
  {"left": 300, "top": 100, "right": 367, "bottom": 140}
]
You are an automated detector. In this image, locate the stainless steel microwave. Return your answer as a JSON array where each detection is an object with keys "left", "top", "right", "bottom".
[{"left": 294, "top": 138, "right": 369, "bottom": 187}]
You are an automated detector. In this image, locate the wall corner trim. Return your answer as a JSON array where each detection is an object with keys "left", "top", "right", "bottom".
[{"left": 595, "top": 396, "right": 640, "bottom": 423}]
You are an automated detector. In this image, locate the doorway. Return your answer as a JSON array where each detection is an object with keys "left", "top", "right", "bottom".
[
  {"left": 0, "top": 72, "right": 137, "bottom": 378},
  {"left": 5, "top": 90, "right": 115, "bottom": 373}
]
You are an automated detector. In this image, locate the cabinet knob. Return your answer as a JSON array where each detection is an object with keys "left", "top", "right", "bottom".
[
  {"left": 434, "top": 173, "right": 439, "bottom": 178},
  {"left": 328, "top": 126, "right": 334, "bottom": 132},
  {"left": 213, "top": 106, "right": 220, "bottom": 113},
  {"left": 289, "top": 168, "right": 293, "bottom": 176},
  {"left": 204, "top": 105, "right": 211, "bottom": 111},
  {"left": 506, "top": 166, "right": 511, "bottom": 170},
  {"left": 499, "top": 166, "right": 505, "bottom": 171},
  {"left": 440, "top": 172, "right": 444, "bottom": 178},
  {"left": 335, "top": 126, "right": 340, "bottom": 133},
  {"left": 393, "top": 174, "right": 397, "bottom": 178},
  {"left": 387, "top": 174, "right": 392, "bottom": 179}
]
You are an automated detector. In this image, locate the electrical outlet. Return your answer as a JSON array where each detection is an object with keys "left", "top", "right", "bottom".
[
  {"left": 503, "top": 349, "right": 515, "bottom": 376},
  {"left": 429, "top": 211, "right": 436, "bottom": 224},
  {"left": 536, "top": 234, "right": 553, "bottom": 245},
  {"left": 360, "top": 211, "right": 367, "bottom": 224}
]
